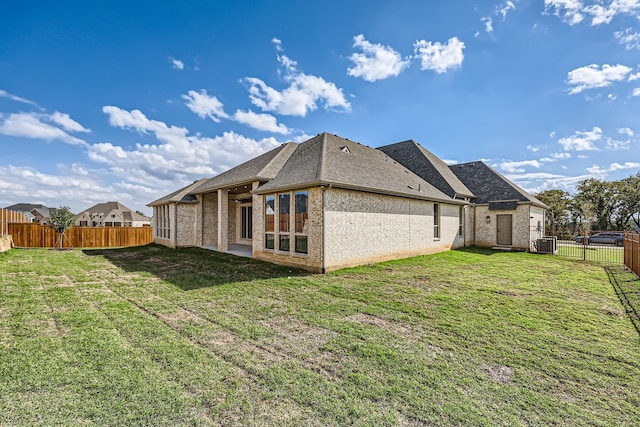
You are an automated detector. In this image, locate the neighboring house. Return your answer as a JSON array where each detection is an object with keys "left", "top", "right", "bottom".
[
  {"left": 75, "top": 202, "right": 151, "bottom": 227},
  {"left": 149, "top": 133, "right": 545, "bottom": 272},
  {"left": 379, "top": 140, "right": 547, "bottom": 251},
  {"left": 3, "top": 203, "right": 46, "bottom": 223},
  {"left": 31, "top": 207, "right": 57, "bottom": 225}
]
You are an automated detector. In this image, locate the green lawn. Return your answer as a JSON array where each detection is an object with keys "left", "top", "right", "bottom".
[{"left": 1, "top": 245, "right": 639, "bottom": 426}]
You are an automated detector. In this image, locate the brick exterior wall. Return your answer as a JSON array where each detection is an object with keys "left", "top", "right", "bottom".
[
  {"left": 322, "top": 188, "right": 464, "bottom": 271},
  {"left": 472, "top": 203, "right": 544, "bottom": 250},
  {"left": 201, "top": 192, "right": 218, "bottom": 246},
  {"left": 175, "top": 203, "right": 198, "bottom": 247}
]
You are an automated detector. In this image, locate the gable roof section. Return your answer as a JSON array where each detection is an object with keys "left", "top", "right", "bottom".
[
  {"left": 378, "top": 140, "right": 474, "bottom": 199},
  {"left": 255, "top": 133, "right": 457, "bottom": 203},
  {"left": 148, "top": 179, "right": 206, "bottom": 206},
  {"left": 449, "top": 161, "right": 547, "bottom": 208},
  {"left": 32, "top": 207, "right": 55, "bottom": 218},
  {"left": 190, "top": 142, "right": 298, "bottom": 194}
]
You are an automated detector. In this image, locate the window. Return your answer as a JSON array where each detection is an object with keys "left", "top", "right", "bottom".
[
  {"left": 264, "top": 191, "right": 310, "bottom": 256},
  {"left": 459, "top": 206, "right": 464, "bottom": 237},
  {"left": 295, "top": 191, "right": 308, "bottom": 254},
  {"left": 154, "top": 205, "right": 170, "bottom": 239},
  {"left": 265, "top": 196, "right": 275, "bottom": 249},
  {"left": 79, "top": 221, "right": 88, "bottom": 227},
  {"left": 278, "top": 193, "right": 290, "bottom": 251},
  {"left": 434, "top": 203, "right": 440, "bottom": 239}
]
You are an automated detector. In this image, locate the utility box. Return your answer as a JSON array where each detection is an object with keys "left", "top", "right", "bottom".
[{"left": 536, "top": 236, "right": 557, "bottom": 254}]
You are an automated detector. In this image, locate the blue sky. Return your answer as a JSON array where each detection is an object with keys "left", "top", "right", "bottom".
[{"left": 1, "top": 0, "right": 639, "bottom": 215}]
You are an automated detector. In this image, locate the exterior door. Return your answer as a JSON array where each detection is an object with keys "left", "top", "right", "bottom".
[
  {"left": 240, "top": 205, "right": 252, "bottom": 240},
  {"left": 496, "top": 214, "right": 512, "bottom": 246}
]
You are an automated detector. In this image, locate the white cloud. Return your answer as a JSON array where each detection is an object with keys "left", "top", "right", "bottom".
[
  {"left": 587, "top": 161, "right": 640, "bottom": 176},
  {"left": 0, "top": 112, "right": 87, "bottom": 146},
  {"left": 566, "top": 64, "right": 632, "bottom": 94},
  {"left": 606, "top": 137, "right": 631, "bottom": 150},
  {"left": 584, "top": 0, "right": 640, "bottom": 25},
  {"left": 481, "top": 17, "right": 494, "bottom": 33},
  {"left": 182, "top": 89, "right": 229, "bottom": 122},
  {"left": 498, "top": 1, "right": 516, "bottom": 19},
  {"left": 0, "top": 89, "right": 41, "bottom": 109},
  {"left": 558, "top": 127, "right": 602, "bottom": 151},
  {"left": 99, "top": 106, "right": 282, "bottom": 183},
  {"left": 629, "top": 71, "right": 640, "bottom": 81},
  {"left": 505, "top": 171, "right": 594, "bottom": 194},
  {"left": 614, "top": 27, "right": 640, "bottom": 49},
  {"left": 633, "top": 87, "right": 640, "bottom": 96},
  {"left": 413, "top": 37, "right": 465, "bottom": 73},
  {"left": 347, "top": 34, "right": 410, "bottom": 82},
  {"left": 171, "top": 58, "right": 184, "bottom": 70},
  {"left": 245, "top": 75, "right": 350, "bottom": 116},
  {"left": 0, "top": 164, "right": 121, "bottom": 214},
  {"left": 546, "top": 0, "right": 640, "bottom": 26},
  {"left": 526, "top": 144, "right": 540, "bottom": 152},
  {"left": 499, "top": 160, "right": 541, "bottom": 173},
  {"left": 607, "top": 93, "right": 617, "bottom": 101},
  {"left": 544, "top": 0, "right": 584, "bottom": 25},
  {"left": 242, "top": 40, "right": 350, "bottom": 117},
  {"left": 540, "top": 152, "right": 572, "bottom": 162},
  {"left": 49, "top": 112, "right": 91, "bottom": 133},
  {"left": 618, "top": 127, "right": 634, "bottom": 136},
  {"left": 232, "top": 110, "right": 289, "bottom": 134}
]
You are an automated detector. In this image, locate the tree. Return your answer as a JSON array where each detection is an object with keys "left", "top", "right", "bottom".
[
  {"left": 618, "top": 173, "right": 640, "bottom": 230},
  {"left": 49, "top": 206, "right": 76, "bottom": 249},
  {"left": 535, "top": 189, "right": 570, "bottom": 236},
  {"left": 573, "top": 178, "right": 618, "bottom": 231}
]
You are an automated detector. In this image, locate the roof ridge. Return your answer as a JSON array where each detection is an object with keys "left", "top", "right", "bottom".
[
  {"left": 257, "top": 142, "right": 293, "bottom": 177},
  {"left": 316, "top": 133, "right": 328, "bottom": 181}
]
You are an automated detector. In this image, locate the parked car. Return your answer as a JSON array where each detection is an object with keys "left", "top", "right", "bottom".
[{"left": 575, "top": 232, "right": 624, "bottom": 246}]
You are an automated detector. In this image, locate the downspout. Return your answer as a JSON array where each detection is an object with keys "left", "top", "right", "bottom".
[
  {"left": 173, "top": 203, "right": 178, "bottom": 248},
  {"left": 320, "top": 183, "right": 332, "bottom": 274},
  {"left": 473, "top": 204, "right": 477, "bottom": 247}
]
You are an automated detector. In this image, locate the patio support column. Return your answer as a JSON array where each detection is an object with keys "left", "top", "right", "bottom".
[
  {"left": 252, "top": 181, "right": 259, "bottom": 257},
  {"left": 217, "top": 189, "right": 229, "bottom": 252}
]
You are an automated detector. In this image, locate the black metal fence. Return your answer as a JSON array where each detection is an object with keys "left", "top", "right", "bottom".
[{"left": 534, "top": 230, "right": 625, "bottom": 264}]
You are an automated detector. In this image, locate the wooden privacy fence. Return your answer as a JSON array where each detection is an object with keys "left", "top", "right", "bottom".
[
  {"left": 8, "top": 223, "right": 153, "bottom": 248},
  {"left": 625, "top": 232, "right": 640, "bottom": 278},
  {"left": 1, "top": 209, "right": 29, "bottom": 235}
]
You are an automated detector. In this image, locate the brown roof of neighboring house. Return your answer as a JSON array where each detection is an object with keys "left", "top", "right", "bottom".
[
  {"left": 255, "top": 133, "right": 458, "bottom": 203},
  {"left": 77, "top": 201, "right": 150, "bottom": 221},
  {"left": 189, "top": 142, "right": 298, "bottom": 195},
  {"left": 378, "top": 140, "right": 475, "bottom": 199}
]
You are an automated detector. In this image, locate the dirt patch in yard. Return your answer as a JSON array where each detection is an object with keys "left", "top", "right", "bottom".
[
  {"left": 481, "top": 363, "right": 515, "bottom": 384},
  {"left": 346, "top": 312, "right": 413, "bottom": 338}
]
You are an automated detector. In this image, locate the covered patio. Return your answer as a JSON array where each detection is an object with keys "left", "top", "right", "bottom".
[{"left": 201, "top": 243, "right": 253, "bottom": 258}]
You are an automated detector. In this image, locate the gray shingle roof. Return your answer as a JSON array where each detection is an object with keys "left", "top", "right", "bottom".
[
  {"left": 449, "top": 161, "right": 547, "bottom": 207},
  {"left": 189, "top": 143, "right": 297, "bottom": 194},
  {"left": 4, "top": 203, "right": 48, "bottom": 212},
  {"left": 378, "top": 140, "right": 474, "bottom": 199},
  {"left": 148, "top": 179, "right": 206, "bottom": 206},
  {"left": 255, "top": 133, "right": 457, "bottom": 202}
]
